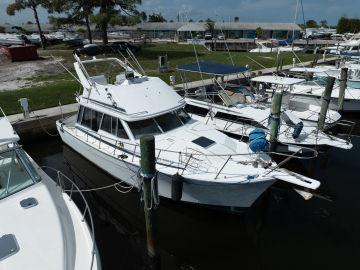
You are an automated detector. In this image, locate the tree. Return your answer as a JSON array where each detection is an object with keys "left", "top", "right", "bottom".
[
  {"left": 205, "top": 18, "right": 214, "bottom": 35},
  {"left": 337, "top": 16, "right": 360, "bottom": 34},
  {"left": 6, "top": 0, "right": 50, "bottom": 48},
  {"left": 0, "top": 26, "right": 5, "bottom": 33},
  {"left": 91, "top": 0, "right": 141, "bottom": 44},
  {"left": 305, "top": 19, "right": 318, "bottom": 28},
  {"left": 319, "top": 20, "right": 328, "bottom": 28},
  {"left": 234, "top": 16, "right": 239, "bottom": 22},
  {"left": 255, "top": 27, "right": 264, "bottom": 39},
  {"left": 148, "top": 12, "right": 166, "bottom": 22},
  {"left": 50, "top": 0, "right": 97, "bottom": 44},
  {"left": 189, "top": 19, "right": 194, "bottom": 22},
  {"left": 140, "top": 11, "right": 147, "bottom": 22}
]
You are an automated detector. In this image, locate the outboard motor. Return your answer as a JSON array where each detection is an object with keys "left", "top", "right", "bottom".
[
  {"left": 292, "top": 121, "right": 304, "bottom": 139},
  {"left": 249, "top": 129, "right": 268, "bottom": 152}
]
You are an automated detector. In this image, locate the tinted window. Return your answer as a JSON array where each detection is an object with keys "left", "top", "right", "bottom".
[
  {"left": 155, "top": 112, "right": 183, "bottom": 132},
  {"left": 117, "top": 119, "right": 128, "bottom": 139},
  {"left": 100, "top": 114, "right": 118, "bottom": 136},
  {"left": 92, "top": 110, "right": 103, "bottom": 131},
  {"left": 81, "top": 107, "right": 102, "bottom": 131},
  {"left": 176, "top": 109, "right": 191, "bottom": 124},
  {"left": 81, "top": 107, "right": 92, "bottom": 128},
  {"left": 77, "top": 106, "right": 84, "bottom": 123},
  {"left": 185, "top": 104, "right": 209, "bottom": 117},
  {"left": 215, "top": 112, "right": 265, "bottom": 129},
  {"left": 0, "top": 149, "right": 38, "bottom": 200},
  {"left": 128, "top": 119, "right": 161, "bottom": 139}
]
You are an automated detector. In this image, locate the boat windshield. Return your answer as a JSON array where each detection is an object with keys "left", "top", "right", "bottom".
[
  {"left": 0, "top": 148, "right": 41, "bottom": 200},
  {"left": 83, "top": 59, "right": 129, "bottom": 85},
  {"left": 128, "top": 109, "right": 191, "bottom": 139}
]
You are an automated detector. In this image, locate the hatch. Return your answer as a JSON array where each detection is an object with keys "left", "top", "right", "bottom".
[
  {"left": 0, "top": 234, "right": 19, "bottom": 261},
  {"left": 192, "top": 137, "right": 215, "bottom": 148}
]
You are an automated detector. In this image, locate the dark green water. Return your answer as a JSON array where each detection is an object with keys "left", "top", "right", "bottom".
[{"left": 24, "top": 129, "right": 360, "bottom": 270}]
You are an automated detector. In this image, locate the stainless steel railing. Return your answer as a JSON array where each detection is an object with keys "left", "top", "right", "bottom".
[{"left": 41, "top": 166, "right": 97, "bottom": 270}]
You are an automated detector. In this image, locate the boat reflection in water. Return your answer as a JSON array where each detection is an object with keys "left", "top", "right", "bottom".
[
  {"left": 24, "top": 134, "right": 360, "bottom": 270},
  {"left": 62, "top": 143, "right": 274, "bottom": 270}
]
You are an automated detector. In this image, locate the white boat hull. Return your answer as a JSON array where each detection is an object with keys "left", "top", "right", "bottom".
[
  {"left": 289, "top": 94, "right": 360, "bottom": 112},
  {"left": 58, "top": 124, "right": 275, "bottom": 208}
]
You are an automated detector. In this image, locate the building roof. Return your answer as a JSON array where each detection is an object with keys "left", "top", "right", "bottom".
[
  {"left": 214, "top": 22, "right": 301, "bottom": 31},
  {"left": 177, "top": 23, "right": 207, "bottom": 32},
  {"left": 115, "top": 22, "right": 301, "bottom": 32}
]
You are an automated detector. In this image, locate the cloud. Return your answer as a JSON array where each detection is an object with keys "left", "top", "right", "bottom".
[{"left": 1, "top": 0, "right": 359, "bottom": 25}]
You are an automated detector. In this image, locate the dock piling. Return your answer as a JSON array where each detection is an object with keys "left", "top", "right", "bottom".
[
  {"left": 140, "top": 135, "right": 161, "bottom": 270},
  {"left": 318, "top": 77, "right": 336, "bottom": 131},
  {"left": 338, "top": 67, "right": 348, "bottom": 112},
  {"left": 270, "top": 93, "right": 282, "bottom": 151}
]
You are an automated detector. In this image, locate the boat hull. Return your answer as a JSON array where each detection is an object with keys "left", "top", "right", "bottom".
[
  {"left": 58, "top": 124, "right": 275, "bottom": 208},
  {"left": 288, "top": 94, "right": 360, "bottom": 112}
]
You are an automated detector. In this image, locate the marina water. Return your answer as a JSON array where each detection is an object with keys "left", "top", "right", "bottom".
[{"left": 25, "top": 127, "right": 360, "bottom": 270}]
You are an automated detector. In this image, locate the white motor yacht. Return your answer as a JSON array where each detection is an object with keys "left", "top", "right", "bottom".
[
  {"left": 250, "top": 41, "right": 303, "bottom": 53},
  {"left": 280, "top": 71, "right": 360, "bottom": 112},
  {"left": 176, "top": 62, "right": 351, "bottom": 152},
  {"left": 0, "top": 109, "right": 100, "bottom": 270},
  {"left": 56, "top": 49, "right": 321, "bottom": 208},
  {"left": 290, "top": 61, "right": 360, "bottom": 89}
]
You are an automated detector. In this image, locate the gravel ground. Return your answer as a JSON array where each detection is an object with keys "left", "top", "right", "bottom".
[{"left": 0, "top": 54, "right": 64, "bottom": 91}]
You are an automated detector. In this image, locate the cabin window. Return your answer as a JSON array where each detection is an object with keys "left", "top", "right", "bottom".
[
  {"left": 77, "top": 106, "right": 84, "bottom": 123},
  {"left": 80, "top": 107, "right": 103, "bottom": 131},
  {"left": 185, "top": 104, "right": 209, "bottom": 117},
  {"left": 0, "top": 148, "right": 40, "bottom": 200},
  {"left": 128, "top": 119, "right": 161, "bottom": 139},
  {"left": 100, "top": 114, "right": 118, "bottom": 136},
  {"left": 81, "top": 107, "right": 93, "bottom": 128},
  {"left": 176, "top": 109, "right": 191, "bottom": 124},
  {"left": 117, "top": 119, "right": 128, "bottom": 139},
  {"left": 215, "top": 112, "right": 266, "bottom": 129},
  {"left": 92, "top": 110, "right": 103, "bottom": 131},
  {"left": 154, "top": 112, "right": 183, "bottom": 132}
]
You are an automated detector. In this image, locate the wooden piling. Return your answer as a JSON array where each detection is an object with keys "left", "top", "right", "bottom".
[
  {"left": 140, "top": 135, "right": 160, "bottom": 270},
  {"left": 338, "top": 68, "right": 348, "bottom": 112},
  {"left": 318, "top": 77, "right": 336, "bottom": 131},
  {"left": 270, "top": 93, "right": 282, "bottom": 151},
  {"left": 279, "top": 58, "right": 284, "bottom": 72}
]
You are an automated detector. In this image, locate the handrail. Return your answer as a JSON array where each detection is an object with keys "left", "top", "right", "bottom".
[
  {"left": 62, "top": 123, "right": 318, "bottom": 183},
  {"left": 72, "top": 125, "right": 316, "bottom": 159},
  {"left": 41, "top": 166, "right": 96, "bottom": 270}
]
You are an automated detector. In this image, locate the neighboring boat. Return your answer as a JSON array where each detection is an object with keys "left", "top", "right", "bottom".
[
  {"left": 0, "top": 33, "right": 24, "bottom": 46},
  {"left": 255, "top": 74, "right": 360, "bottom": 112},
  {"left": 63, "top": 35, "right": 84, "bottom": 47},
  {"left": 56, "top": 47, "right": 321, "bottom": 208},
  {"left": 250, "top": 41, "right": 303, "bottom": 53},
  {"left": 0, "top": 108, "right": 101, "bottom": 270},
  {"left": 176, "top": 62, "right": 351, "bottom": 152},
  {"left": 290, "top": 62, "right": 360, "bottom": 89}
]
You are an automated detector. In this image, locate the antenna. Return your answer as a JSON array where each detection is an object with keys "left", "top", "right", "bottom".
[
  {"left": 292, "top": 0, "right": 299, "bottom": 49},
  {"left": 184, "top": 10, "right": 206, "bottom": 90},
  {"left": 216, "top": 13, "right": 234, "bottom": 66}
]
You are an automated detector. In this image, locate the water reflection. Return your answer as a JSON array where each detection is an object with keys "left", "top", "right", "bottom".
[{"left": 24, "top": 132, "right": 360, "bottom": 270}]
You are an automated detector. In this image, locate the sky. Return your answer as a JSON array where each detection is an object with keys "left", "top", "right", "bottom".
[{"left": 0, "top": 0, "right": 359, "bottom": 26}]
